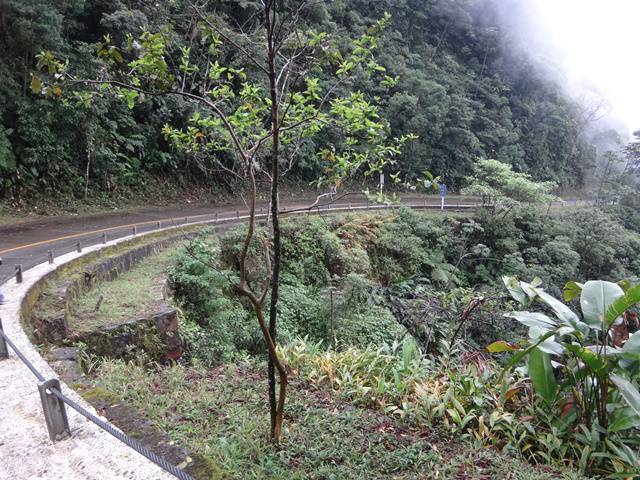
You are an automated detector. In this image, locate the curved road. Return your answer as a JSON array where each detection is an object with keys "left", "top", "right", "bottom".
[{"left": 0, "top": 194, "right": 475, "bottom": 285}]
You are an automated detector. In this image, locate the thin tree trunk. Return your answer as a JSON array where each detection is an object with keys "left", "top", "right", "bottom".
[{"left": 265, "top": 0, "right": 285, "bottom": 442}]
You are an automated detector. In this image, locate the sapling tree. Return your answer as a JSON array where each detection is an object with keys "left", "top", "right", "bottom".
[{"left": 35, "top": 1, "right": 414, "bottom": 442}]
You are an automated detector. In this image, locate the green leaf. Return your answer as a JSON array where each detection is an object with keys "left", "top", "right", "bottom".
[
  {"left": 502, "top": 276, "right": 526, "bottom": 306},
  {"left": 608, "top": 407, "right": 640, "bottom": 433},
  {"left": 528, "top": 347, "right": 557, "bottom": 404},
  {"left": 499, "top": 329, "right": 557, "bottom": 381},
  {"left": 505, "top": 311, "right": 557, "bottom": 330},
  {"left": 580, "top": 280, "right": 624, "bottom": 329},
  {"left": 605, "top": 284, "right": 640, "bottom": 328},
  {"left": 486, "top": 341, "right": 517, "bottom": 353},
  {"left": 563, "top": 281, "right": 584, "bottom": 302},
  {"left": 565, "top": 344, "right": 609, "bottom": 380},
  {"left": 622, "top": 331, "right": 640, "bottom": 355},
  {"left": 31, "top": 75, "right": 42, "bottom": 94},
  {"left": 610, "top": 374, "right": 640, "bottom": 417},
  {"left": 533, "top": 286, "right": 585, "bottom": 332}
]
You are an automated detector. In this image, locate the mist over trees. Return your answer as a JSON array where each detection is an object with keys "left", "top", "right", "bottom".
[{"left": 0, "top": 0, "right": 625, "bottom": 200}]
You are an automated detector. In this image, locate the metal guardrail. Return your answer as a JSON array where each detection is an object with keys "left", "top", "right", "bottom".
[
  {"left": 0, "top": 198, "right": 478, "bottom": 286},
  {"left": 0, "top": 319, "right": 194, "bottom": 480}
]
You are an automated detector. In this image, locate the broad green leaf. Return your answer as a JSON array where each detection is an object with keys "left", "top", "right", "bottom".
[
  {"left": 502, "top": 276, "right": 526, "bottom": 306},
  {"left": 605, "top": 284, "right": 640, "bottom": 328},
  {"left": 528, "top": 347, "right": 557, "bottom": 404},
  {"left": 532, "top": 286, "right": 585, "bottom": 332},
  {"left": 608, "top": 407, "right": 640, "bottom": 433},
  {"left": 537, "top": 339, "right": 564, "bottom": 356},
  {"left": 622, "top": 331, "right": 640, "bottom": 355},
  {"left": 565, "top": 344, "right": 609, "bottom": 380},
  {"left": 486, "top": 341, "right": 517, "bottom": 353},
  {"left": 505, "top": 311, "right": 557, "bottom": 330},
  {"left": 610, "top": 374, "right": 640, "bottom": 417},
  {"left": 563, "top": 281, "right": 583, "bottom": 302},
  {"left": 580, "top": 280, "right": 624, "bottom": 329},
  {"left": 499, "top": 329, "right": 557, "bottom": 381}
]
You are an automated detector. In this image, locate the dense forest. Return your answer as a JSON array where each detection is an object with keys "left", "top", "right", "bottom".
[{"left": 0, "top": 0, "right": 608, "bottom": 201}]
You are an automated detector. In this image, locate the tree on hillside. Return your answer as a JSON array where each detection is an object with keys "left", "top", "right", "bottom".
[
  {"left": 36, "top": 1, "right": 414, "bottom": 442},
  {"left": 623, "top": 131, "right": 640, "bottom": 177},
  {"left": 461, "top": 158, "right": 556, "bottom": 211}
]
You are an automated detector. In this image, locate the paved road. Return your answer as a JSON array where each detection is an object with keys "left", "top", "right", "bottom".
[{"left": 0, "top": 195, "right": 476, "bottom": 285}]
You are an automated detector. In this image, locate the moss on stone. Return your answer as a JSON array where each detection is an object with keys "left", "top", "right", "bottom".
[
  {"left": 183, "top": 453, "right": 227, "bottom": 480},
  {"left": 82, "top": 386, "right": 120, "bottom": 405}
]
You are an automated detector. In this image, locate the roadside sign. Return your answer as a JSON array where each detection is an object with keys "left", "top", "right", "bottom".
[{"left": 439, "top": 183, "right": 447, "bottom": 198}]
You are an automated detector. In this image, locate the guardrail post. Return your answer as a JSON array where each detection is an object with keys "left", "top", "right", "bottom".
[
  {"left": 48, "top": 250, "right": 54, "bottom": 265},
  {"left": 215, "top": 212, "right": 218, "bottom": 222},
  {"left": 15, "top": 264, "right": 23, "bottom": 283},
  {"left": 157, "top": 221, "right": 161, "bottom": 229},
  {"left": 38, "top": 379, "right": 70, "bottom": 442},
  {"left": 0, "top": 318, "right": 8, "bottom": 360},
  {"left": 102, "top": 233, "right": 107, "bottom": 244},
  {"left": 76, "top": 241, "right": 82, "bottom": 253},
  {"left": 132, "top": 226, "right": 137, "bottom": 236},
  {"left": 184, "top": 217, "right": 188, "bottom": 224},
  {"left": 236, "top": 210, "right": 240, "bottom": 219}
]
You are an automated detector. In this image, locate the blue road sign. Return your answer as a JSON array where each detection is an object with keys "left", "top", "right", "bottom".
[{"left": 439, "top": 183, "right": 447, "bottom": 198}]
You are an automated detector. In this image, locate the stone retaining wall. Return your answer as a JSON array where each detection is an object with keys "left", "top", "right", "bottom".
[{"left": 25, "top": 234, "right": 193, "bottom": 361}]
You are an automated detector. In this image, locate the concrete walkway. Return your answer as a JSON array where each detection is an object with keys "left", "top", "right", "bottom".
[{"left": 0, "top": 238, "right": 174, "bottom": 480}]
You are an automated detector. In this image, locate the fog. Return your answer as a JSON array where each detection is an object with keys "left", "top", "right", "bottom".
[{"left": 533, "top": 0, "right": 640, "bottom": 137}]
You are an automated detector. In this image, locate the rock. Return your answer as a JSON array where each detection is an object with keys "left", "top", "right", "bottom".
[{"left": 50, "top": 346, "right": 78, "bottom": 361}]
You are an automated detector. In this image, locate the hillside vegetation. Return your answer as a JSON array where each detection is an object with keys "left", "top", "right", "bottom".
[
  {"left": 1, "top": 0, "right": 599, "bottom": 201},
  {"left": 81, "top": 205, "right": 640, "bottom": 477}
]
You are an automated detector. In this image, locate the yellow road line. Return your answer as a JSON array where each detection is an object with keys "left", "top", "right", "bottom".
[
  {"left": 0, "top": 211, "right": 220, "bottom": 256},
  {"left": 0, "top": 200, "right": 474, "bottom": 256}
]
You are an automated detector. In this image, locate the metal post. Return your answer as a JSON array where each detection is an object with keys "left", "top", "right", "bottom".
[
  {"left": 184, "top": 217, "right": 188, "bottom": 224},
  {"left": 102, "top": 233, "right": 107, "bottom": 244},
  {"left": 132, "top": 226, "right": 137, "bottom": 236},
  {"left": 76, "top": 241, "right": 82, "bottom": 253},
  {"left": 38, "top": 379, "right": 70, "bottom": 442},
  {"left": 48, "top": 250, "right": 54, "bottom": 265},
  {"left": 236, "top": 210, "right": 239, "bottom": 219},
  {"left": 157, "top": 221, "right": 161, "bottom": 229},
  {"left": 15, "top": 265, "right": 22, "bottom": 284},
  {"left": 215, "top": 212, "right": 218, "bottom": 222},
  {"left": 0, "top": 318, "right": 8, "bottom": 360}
]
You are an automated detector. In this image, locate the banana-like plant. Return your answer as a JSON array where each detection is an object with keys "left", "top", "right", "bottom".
[{"left": 489, "top": 277, "right": 640, "bottom": 437}]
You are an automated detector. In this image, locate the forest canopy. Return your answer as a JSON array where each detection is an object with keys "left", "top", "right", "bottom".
[{"left": 0, "top": 0, "right": 605, "bottom": 200}]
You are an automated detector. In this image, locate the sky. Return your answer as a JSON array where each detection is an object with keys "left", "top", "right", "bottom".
[{"left": 533, "top": 0, "right": 640, "bottom": 136}]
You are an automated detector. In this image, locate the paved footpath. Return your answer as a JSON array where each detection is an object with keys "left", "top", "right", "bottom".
[{"left": 0, "top": 239, "right": 174, "bottom": 479}]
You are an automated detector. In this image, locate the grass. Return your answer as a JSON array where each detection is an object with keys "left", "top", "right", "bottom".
[
  {"left": 93, "top": 359, "right": 587, "bottom": 480},
  {"left": 69, "top": 246, "right": 181, "bottom": 333}
]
